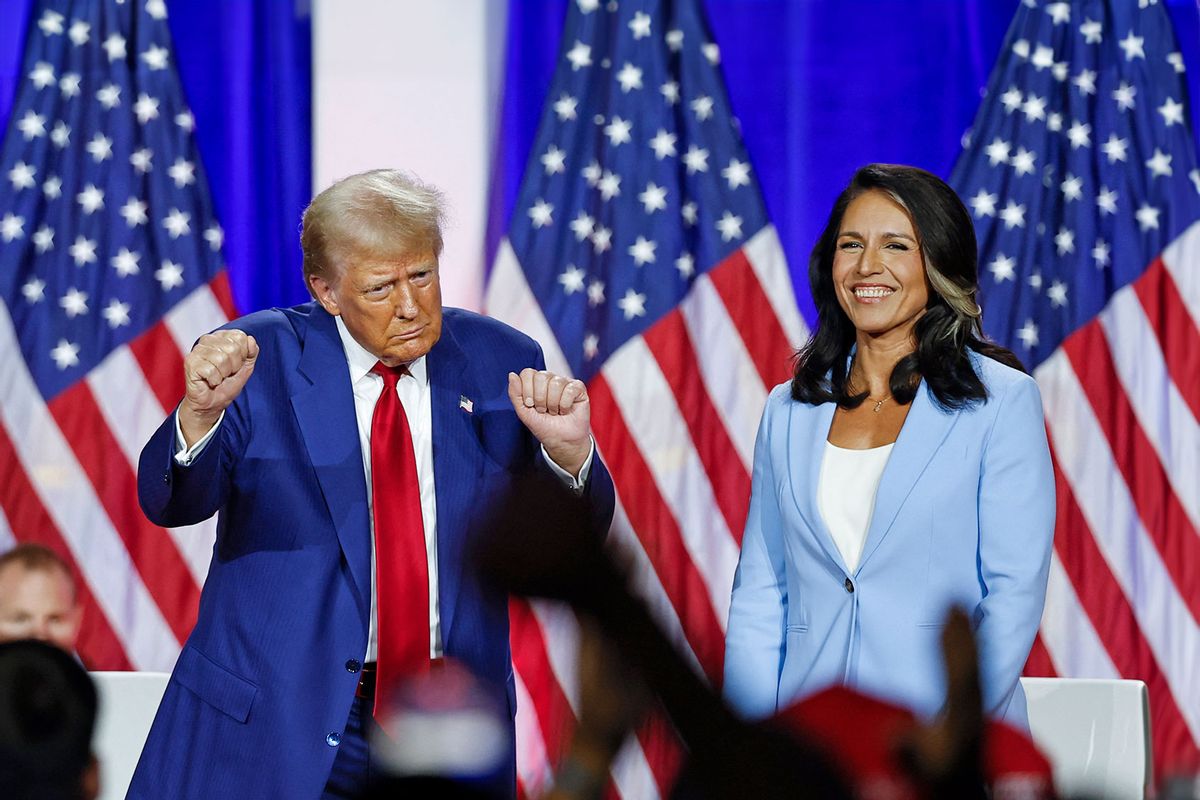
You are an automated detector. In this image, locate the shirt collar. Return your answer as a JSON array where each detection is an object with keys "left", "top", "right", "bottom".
[{"left": 334, "top": 315, "right": 428, "bottom": 386}]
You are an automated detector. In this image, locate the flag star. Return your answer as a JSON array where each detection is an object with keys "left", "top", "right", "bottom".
[
  {"left": 1021, "top": 94, "right": 1046, "bottom": 121},
  {"left": 649, "top": 129, "right": 677, "bottom": 159},
  {"left": 1010, "top": 147, "right": 1036, "bottom": 176},
  {"left": 22, "top": 278, "right": 45, "bottom": 303},
  {"left": 566, "top": 40, "right": 592, "bottom": 71},
  {"left": 1000, "top": 87, "right": 1023, "bottom": 112},
  {"left": 1192, "top": 170, "right": 1200, "bottom": 195},
  {"left": 716, "top": 211, "right": 744, "bottom": 242},
  {"left": 999, "top": 201, "right": 1026, "bottom": 229},
  {"left": 691, "top": 95, "right": 714, "bottom": 121},
  {"left": 50, "top": 340, "right": 80, "bottom": 370},
  {"left": 582, "top": 161, "right": 602, "bottom": 186},
  {"left": 1046, "top": 2, "right": 1070, "bottom": 24},
  {"left": 1080, "top": 18, "right": 1102, "bottom": 44},
  {"left": 597, "top": 170, "right": 622, "bottom": 201},
  {"left": 155, "top": 260, "right": 185, "bottom": 290},
  {"left": 1092, "top": 239, "right": 1111, "bottom": 267},
  {"left": 1017, "top": 321, "right": 1036, "bottom": 347},
  {"left": 60, "top": 287, "right": 88, "bottom": 317},
  {"left": 568, "top": 212, "right": 595, "bottom": 242},
  {"left": 1073, "top": 69, "right": 1097, "bottom": 95},
  {"left": 528, "top": 199, "right": 554, "bottom": 228},
  {"left": 558, "top": 264, "right": 586, "bottom": 294},
  {"left": 42, "top": 175, "right": 62, "bottom": 199},
  {"left": 38, "top": 10, "right": 65, "bottom": 35},
  {"left": 146, "top": 0, "right": 168, "bottom": 19},
  {"left": 1168, "top": 53, "right": 1185, "bottom": 74},
  {"left": 1060, "top": 174, "right": 1083, "bottom": 201},
  {"left": 660, "top": 81, "right": 680, "bottom": 105},
  {"left": 553, "top": 93, "right": 577, "bottom": 121},
  {"left": 1053, "top": 61, "right": 1070, "bottom": 81},
  {"left": 102, "top": 32, "right": 126, "bottom": 61},
  {"left": 1013, "top": 39, "right": 1030, "bottom": 59},
  {"left": 1047, "top": 112, "right": 1063, "bottom": 131},
  {"left": 617, "top": 288, "right": 647, "bottom": 320},
  {"left": 629, "top": 12, "right": 651, "bottom": 39},
  {"left": 722, "top": 158, "right": 751, "bottom": 189},
  {"left": 0, "top": 213, "right": 24, "bottom": 242},
  {"left": 1145, "top": 149, "right": 1173, "bottom": 178},
  {"left": 629, "top": 236, "right": 657, "bottom": 266},
  {"left": 163, "top": 208, "right": 191, "bottom": 238},
  {"left": 1135, "top": 203, "right": 1160, "bottom": 232},
  {"left": 681, "top": 201, "right": 698, "bottom": 226},
  {"left": 587, "top": 279, "right": 606, "bottom": 306},
  {"left": 102, "top": 299, "right": 132, "bottom": 328},
  {"left": 968, "top": 189, "right": 998, "bottom": 217},
  {"left": 577, "top": 0, "right": 599, "bottom": 12},
  {"left": 29, "top": 61, "right": 55, "bottom": 88},
  {"left": 32, "top": 226, "right": 53, "bottom": 253},
  {"left": 583, "top": 333, "right": 599, "bottom": 361},
  {"left": 175, "top": 110, "right": 195, "bottom": 131},
  {"left": 120, "top": 197, "right": 149, "bottom": 227},
  {"left": 50, "top": 121, "right": 70, "bottom": 148},
  {"left": 675, "top": 252, "right": 695, "bottom": 278},
  {"left": 134, "top": 93, "right": 160, "bottom": 124},
  {"left": 204, "top": 224, "right": 224, "bottom": 251},
  {"left": 540, "top": 145, "right": 566, "bottom": 175},
  {"left": 665, "top": 29, "right": 684, "bottom": 52},
  {"left": 8, "top": 161, "right": 35, "bottom": 190},
  {"left": 141, "top": 44, "right": 169, "bottom": 70},
  {"left": 984, "top": 138, "right": 1011, "bottom": 166},
  {"left": 1101, "top": 135, "right": 1128, "bottom": 164},
  {"left": 1158, "top": 97, "right": 1184, "bottom": 127},
  {"left": 683, "top": 146, "right": 709, "bottom": 174},
  {"left": 17, "top": 110, "right": 46, "bottom": 140},
  {"left": 96, "top": 83, "right": 121, "bottom": 108},
  {"left": 616, "top": 62, "right": 643, "bottom": 92},
  {"left": 168, "top": 158, "right": 196, "bottom": 187},
  {"left": 604, "top": 116, "right": 632, "bottom": 146},
  {"left": 1066, "top": 121, "right": 1091, "bottom": 149},
  {"left": 1029, "top": 270, "right": 1043, "bottom": 291},
  {"left": 1047, "top": 281, "right": 1068, "bottom": 308},
  {"left": 1096, "top": 186, "right": 1118, "bottom": 215},
  {"left": 1118, "top": 31, "right": 1145, "bottom": 61},
  {"left": 76, "top": 184, "right": 105, "bottom": 214},
  {"left": 1112, "top": 82, "right": 1136, "bottom": 111},
  {"left": 68, "top": 235, "right": 97, "bottom": 265},
  {"left": 1054, "top": 227, "right": 1075, "bottom": 255},
  {"left": 111, "top": 247, "right": 141, "bottom": 276},
  {"left": 590, "top": 225, "right": 612, "bottom": 253},
  {"left": 68, "top": 19, "right": 90, "bottom": 45},
  {"left": 130, "top": 148, "right": 153, "bottom": 173},
  {"left": 58, "top": 72, "right": 81, "bottom": 97},
  {"left": 86, "top": 133, "right": 113, "bottom": 162},
  {"left": 1030, "top": 46, "right": 1054, "bottom": 71},
  {"left": 989, "top": 253, "right": 1016, "bottom": 282},
  {"left": 639, "top": 182, "right": 668, "bottom": 213},
  {"left": 702, "top": 43, "right": 720, "bottom": 65}
]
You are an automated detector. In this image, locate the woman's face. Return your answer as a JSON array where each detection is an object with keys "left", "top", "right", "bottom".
[{"left": 832, "top": 189, "right": 930, "bottom": 343}]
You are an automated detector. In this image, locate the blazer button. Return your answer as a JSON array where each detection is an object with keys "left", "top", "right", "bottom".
[
  {"left": 345, "top": 659, "right": 361, "bottom": 673},
  {"left": 844, "top": 577, "right": 854, "bottom": 594},
  {"left": 326, "top": 732, "right": 341, "bottom": 747},
  {"left": 162, "top": 472, "right": 170, "bottom": 484}
]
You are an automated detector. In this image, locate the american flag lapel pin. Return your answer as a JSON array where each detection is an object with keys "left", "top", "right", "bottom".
[{"left": 459, "top": 395, "right": 474, "bottom": 414}]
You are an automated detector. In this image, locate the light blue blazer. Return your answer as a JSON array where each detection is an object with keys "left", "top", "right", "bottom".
[{"left": 723, "top": 353, "right": 1054, "bottom": 728}]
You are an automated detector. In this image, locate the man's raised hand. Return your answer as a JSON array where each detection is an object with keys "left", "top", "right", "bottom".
[
  {"left": 179, "top": 330, "right": 259, "bottom": 446},
  {"left": 507, "top": 367, "right": 592, "bottom": 477}
]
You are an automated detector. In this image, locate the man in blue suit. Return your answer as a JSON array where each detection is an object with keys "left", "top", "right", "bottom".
[{"left": 129, "top": 169, "right": 614, "bottom": 799}]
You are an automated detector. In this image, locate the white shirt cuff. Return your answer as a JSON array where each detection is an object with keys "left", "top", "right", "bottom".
[
  {"left": 174, "top": 410, "right": 224, "bottom": 466},
  {"left": 541, "top": 437, "right": 595, "bottom": 493}
]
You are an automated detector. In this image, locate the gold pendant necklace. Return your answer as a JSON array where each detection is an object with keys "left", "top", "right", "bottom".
[{"left": 871, "top": 397, "right": 887, "bottom": 413}]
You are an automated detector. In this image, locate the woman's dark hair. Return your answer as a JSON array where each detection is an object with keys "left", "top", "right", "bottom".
[{"left": 792, "top": 163, "right": 1023, "bottom": 410}]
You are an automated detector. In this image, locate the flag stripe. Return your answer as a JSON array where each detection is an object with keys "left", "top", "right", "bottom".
[
  {"left": 1038, "top": 553, "right": 1118, "bottom": 681},
  {"left": 128, "top": 320, "right": 188, "bottom": 415},
  {"left": 743, "top": 226, "right": 810, "bottom": 350},
  {"left": 510, "top": 599, "right": 576, "bottom": 768},
  {"left": 706, "top": 248, "right": 796, "bottom": 390},
  {"left": 164, "top": 281, "right": 235, "bottom": 355},
  {"left": 1131, "top": 259, "right": 1200, "bottom": 420},
  {"left": 87, "top": 345, "right": 170, "bottom": 471},
  {"left": 208, "top": 270, "right": 239, "bottom": 321},
  {"left": 1022, "top": 633, "right": 1057, "bottom": 678},
  {"left": 513, "top": 667, "right": 553, "bottom": 798},
  {"left": 1161, "top": 220, "right": 1200, "bottom": 333}
]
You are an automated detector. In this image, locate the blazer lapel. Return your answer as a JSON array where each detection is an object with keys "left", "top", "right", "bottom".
[
  {"left": 290, "top": 307, "right": 372, "bottom": 620},
  {"left": 857, "top": 381, "right": 958, "bottom": 572},
  {"left": 785, "top": 400, "right": 850, "bottom": 572}
]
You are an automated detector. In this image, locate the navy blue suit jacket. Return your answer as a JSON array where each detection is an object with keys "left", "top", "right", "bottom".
[{"left": 129, "top": 303, "right": 614, "bottom": 799}]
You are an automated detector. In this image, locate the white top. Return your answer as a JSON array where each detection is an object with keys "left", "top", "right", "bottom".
[{"left": 816, "top": 441, "right": 894, "bottom": 573}]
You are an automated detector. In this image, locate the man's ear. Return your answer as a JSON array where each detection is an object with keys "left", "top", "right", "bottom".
[{"left": 309, "top": 274, "right": 340, "bottom": 316}]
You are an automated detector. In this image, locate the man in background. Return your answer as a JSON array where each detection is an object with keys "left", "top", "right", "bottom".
[{"left": 0, "top": 544, "right": 82, "bottom": 653}]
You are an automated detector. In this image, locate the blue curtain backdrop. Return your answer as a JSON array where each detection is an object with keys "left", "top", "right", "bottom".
[{"left": 2, "top": 0, "right": 1198, "bottom": 318}]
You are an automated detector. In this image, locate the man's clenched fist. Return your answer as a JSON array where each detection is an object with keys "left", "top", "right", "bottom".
[{"left": 179, "top": 330, "right": 259, "bottom": 446}]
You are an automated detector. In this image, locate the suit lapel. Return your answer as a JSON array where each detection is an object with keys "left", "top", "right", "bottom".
[
  {"left": 786, "top": 400, "right": 850, "bottom": 571},
  {"left": 290, "top": 307, "right": 372, "bottom": 619}
]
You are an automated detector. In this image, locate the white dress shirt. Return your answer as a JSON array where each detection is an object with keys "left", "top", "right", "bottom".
[{"left": 816, "top": 441, "right": 894, "bottom": 573}]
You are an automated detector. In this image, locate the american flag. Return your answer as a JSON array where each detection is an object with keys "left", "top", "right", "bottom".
[
  {"left": 484, "top": 0, "right": 807, "bottom": 795},
  {"left": 0, "top": 0, "right": 233, "bottom": 672},
  {"left": 950, "top": 0, "right": 1200, "bottom": 776}
]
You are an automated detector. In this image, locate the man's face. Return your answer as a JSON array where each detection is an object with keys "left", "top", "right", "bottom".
[
  {"left": 310, "top": 246, "right": 443, "bottom": 367},
  {"left": 0, "top": 564, "right": 81, "bottom": 651}
]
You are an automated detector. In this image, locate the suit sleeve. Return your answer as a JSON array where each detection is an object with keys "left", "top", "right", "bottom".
[
  {"left": 723, "top": 389, "right": 789, "bottom": 719},
  {"left": 975, "top": 374, "right": 1055, "bottom": 718}
]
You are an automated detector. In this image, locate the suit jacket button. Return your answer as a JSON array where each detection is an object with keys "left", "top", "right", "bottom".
[
  {"left": 326, "top": 732, "right": 341, "bottom": 747},
  {"left": 345, "top": 659, "right": 361, "bottom": 673},
  {"left": 844, "top": 577, "right": 854, "bottom": 593},
  {"left": 162, "top": 472, "right": 170, "bottom": 484}
]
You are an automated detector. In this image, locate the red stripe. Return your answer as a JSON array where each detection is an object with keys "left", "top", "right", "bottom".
[
  {"left": 0, "top": 423, "right": 132, "bottom": 670},
  {"left": 128, "top": 320, "right": 187, "bottom": 413},
  {"left": 1063, "top": 322, "right": 1200, "bottom": 623},
  {"left": 209, "top": 271, "right": 239, "bottom": 320},
  {"left": 510, "top": 598, "right": 576, "bottom": 769},
  {"left": 1133, "top": 258, "right": 1200, "bottom": 419},
  {"left": 1022, "top": 633, "right": 1057, "bottom": 678},
  {"left": 588, "top": 375, "right": 726, "bottom": 683},
  {"left": 48, "top": 382, "right": 200, "bottom": 644},
  {"left": 1047, "top": 443, "right": 1200, "bottom": 775},
  {"left": 707, "top": 249, "right": 796, "bottom": 389},
  {"left": 642, "top": 311, "right": 751, "bottom": 545}
]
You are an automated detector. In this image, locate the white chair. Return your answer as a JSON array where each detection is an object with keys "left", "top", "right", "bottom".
[
  {"left": 1020, "top": 677, "right": 1152, "bottom": 799},
  {"left": 90, "top": 671, "right": 170, "bottom": 800}
]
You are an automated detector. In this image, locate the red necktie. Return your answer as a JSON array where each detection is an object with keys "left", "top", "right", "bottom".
[{"left": 369, "top": 362, "right": 430, "bottom": 717}]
